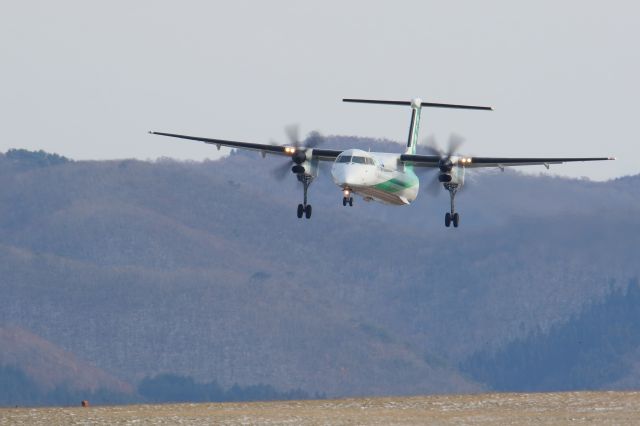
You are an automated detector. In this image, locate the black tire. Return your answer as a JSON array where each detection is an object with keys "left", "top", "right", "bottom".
[
  {"left": 349, "top": 197, "right": 353, "bottom": 207},
  {"left": 445, "top": 212, "right": 451, "bottom": 227},
  {"left": 297, "top": 204, "right": 304, "bottom": 218},
  {"left": 305, "top": 204, "right": 312, "bottom": 219},
  {"left": 342, "top": 197, "right": 347, "bottom": 206},
  {"left": 453, "top": 213, "right": 460, "bottom": 228}
]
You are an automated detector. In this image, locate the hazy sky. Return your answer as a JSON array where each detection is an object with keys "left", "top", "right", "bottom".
[{"left": 1, "top": 1, "right": 637, "bottom": 180}]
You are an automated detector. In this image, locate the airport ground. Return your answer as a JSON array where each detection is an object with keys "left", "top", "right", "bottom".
[{"left": 2, "top": 391, "right": 640, "bottom": 425}]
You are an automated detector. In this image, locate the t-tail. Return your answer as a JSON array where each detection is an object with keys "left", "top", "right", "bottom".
[{"left": 342, "top": 97, "right": 493, "bottom": 155}]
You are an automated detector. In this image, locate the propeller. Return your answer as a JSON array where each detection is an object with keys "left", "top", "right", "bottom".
[
  {"left": 420, "top": 133, "right": 465, "bottom": 196},
  {"left": 271, "top": 126, "right": 326, "bottom": 180}
]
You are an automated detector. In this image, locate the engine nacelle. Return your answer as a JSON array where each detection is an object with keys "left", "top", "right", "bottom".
[
  {"left": 439, "top": 165, "right": 465, "bottom": 186},
  {"left": 438, "top": 174, "right": 452, "bottom": 182},
  {"left": 304, "top": 158, "right": 319, "bottom": 177},
  {"left": 292, "top": 158, "right": 319, "bottom": 178},
  {"left": 289, "top": 149, "right": 319, "bottom": 178}
]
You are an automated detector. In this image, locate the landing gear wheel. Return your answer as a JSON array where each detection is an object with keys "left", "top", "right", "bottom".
[
  {"left": 305, "top": 204, "right": 312, "bottom": 219},
  {"left": 297, "top": 204, "right": 304, "bottom": 218},
  {"left": 342, "top": 197, "right": 347, "bottom": 206},
  {"left": 349, "top": 197, "right": 353, "bottom": 207},
  {"left": 445, "top": 212, "right": 451, "bottom": 227},
  {"left": 452, "top": 213, "right": 460, "bottom": 228}
]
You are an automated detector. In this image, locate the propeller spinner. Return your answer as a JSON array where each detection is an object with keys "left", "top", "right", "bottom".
[{"left": 421, "top": 133, "right": 466, "bottom": 195}]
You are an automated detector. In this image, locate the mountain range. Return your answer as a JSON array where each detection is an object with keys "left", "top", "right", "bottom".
[{"left": 0, "top": 140, "right": 638, "bottom": 404}]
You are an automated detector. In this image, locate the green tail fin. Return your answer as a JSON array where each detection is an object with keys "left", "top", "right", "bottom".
[{"left": 405, "top": 98, "right": 423, "bottom": 155}]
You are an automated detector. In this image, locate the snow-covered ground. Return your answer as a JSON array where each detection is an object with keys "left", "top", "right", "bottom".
[{"left": 3, "top": 392, "right": 640, "bottom": 425}]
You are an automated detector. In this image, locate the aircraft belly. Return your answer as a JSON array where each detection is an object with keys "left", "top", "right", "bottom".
[{"left": 352, "top": 185, "right": 416, "bottom": 206}]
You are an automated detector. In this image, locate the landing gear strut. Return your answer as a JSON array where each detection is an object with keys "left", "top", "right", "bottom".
[
  {"left": 297, "top": 174, "right": 313, "bottom": 219},
  {"left": 444, "top": 183, "right": 460, "bottom": 228}
]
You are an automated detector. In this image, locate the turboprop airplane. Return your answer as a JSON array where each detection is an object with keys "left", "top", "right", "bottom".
[{"left": 150, "top": 98, "right": 614, "bottom": 227}]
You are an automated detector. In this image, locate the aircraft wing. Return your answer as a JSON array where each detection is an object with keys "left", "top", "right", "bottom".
[
  {"left": 463, "top": 156, "right": 615, "bottom": 168},
  {"left": 399, "top": 154, "right": 442, "bottom": 167},
  {"left": 400, "top": 154, "right": 615, "bottom": 168},
  {"left": 149, "top": 131, "right": 344, "bottom": 161}
]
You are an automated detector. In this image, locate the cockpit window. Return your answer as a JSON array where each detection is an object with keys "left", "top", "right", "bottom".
[{"left": 336, "top": 155, "right": 375, "bottom": 165}]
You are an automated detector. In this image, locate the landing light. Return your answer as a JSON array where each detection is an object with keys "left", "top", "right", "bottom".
[
  {"left": 284, "top": 146, "right": 296, "bottom": 154},
  {"left": 343, "top": 189, "right": 350, "bottom": 196}
]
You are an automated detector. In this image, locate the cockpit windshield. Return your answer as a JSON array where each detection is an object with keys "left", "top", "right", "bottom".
[{"left": 336, "top": 155, "right": 375, "bottom": 165}]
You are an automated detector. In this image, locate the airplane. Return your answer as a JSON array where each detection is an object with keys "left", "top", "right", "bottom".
[{"left": 149, "top": 98, "right": 615, "bottom": 227}]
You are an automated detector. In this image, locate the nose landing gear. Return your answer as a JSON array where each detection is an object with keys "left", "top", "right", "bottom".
[
  {"left": 444, "top": 183, "right": 460, "bottom": 228},
  {"left": 342, "top": 189, "right": 353, "bottom": 207}
]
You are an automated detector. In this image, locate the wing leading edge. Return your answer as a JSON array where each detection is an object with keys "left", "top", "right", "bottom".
[
  {"left": 400, "top": 154, "right": 615, "bottom": 168},
  {"left": 149, "top": 131, "right": 343, "bottom": 161}
]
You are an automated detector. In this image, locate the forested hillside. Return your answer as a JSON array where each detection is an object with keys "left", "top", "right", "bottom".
[
  {"left": 462, "top": 279, "right": 640, "bottom": 391},
  {"left": 0, "top": 141, "right": 638, "bottom": 405}
]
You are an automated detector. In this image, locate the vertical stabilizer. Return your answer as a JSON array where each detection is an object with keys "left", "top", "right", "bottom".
[{"left": 406, "top": 98, "right": 423, "bottom": 155}]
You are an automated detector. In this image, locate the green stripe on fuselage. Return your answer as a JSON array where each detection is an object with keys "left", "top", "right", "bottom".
[{"left": 373, "top": 174, "right": 418, "bottom": 193}]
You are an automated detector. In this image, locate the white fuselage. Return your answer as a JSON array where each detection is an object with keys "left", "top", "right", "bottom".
[{"left": 330, "top": 149, "right": 419, "bottom": 205}]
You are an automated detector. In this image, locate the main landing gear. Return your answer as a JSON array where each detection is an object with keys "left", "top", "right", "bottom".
[
  {"left": 297, "top": 203, "right": 311, "bottom": 219},
  {"left": 444, "top": 183, "right": 460, "bottom": 228},
  {"left": 342, "top": 189, "right": 353, "bottom": 207},
  {"left": 296, "top": 175, "right": 313, "bottom": 219}
]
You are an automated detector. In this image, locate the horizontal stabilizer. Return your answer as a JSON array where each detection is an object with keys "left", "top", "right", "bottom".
[{"left": 343, "top": 98, "right": 493, "bottom": 111}]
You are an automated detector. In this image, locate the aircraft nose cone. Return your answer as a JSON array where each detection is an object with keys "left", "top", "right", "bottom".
[
  {"left": 332, "top": 164, "right": 362, "bottom": 187},
  {"left": 331, "top": 164, "right": 346, "bottom": 185}
]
